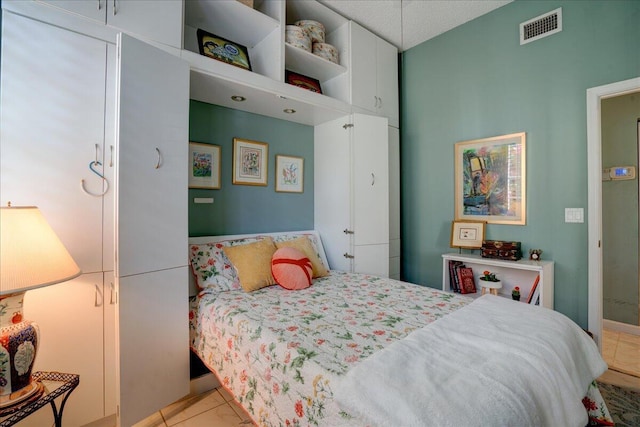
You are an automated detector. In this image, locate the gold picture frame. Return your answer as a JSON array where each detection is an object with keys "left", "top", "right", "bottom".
[
  {"left": 454, "top": 132, "right": 526, "bottom": 225},
  {"left": 232, "top": 138, "right": 268, "bottom": 186},
  {"left": 450, "top": 220, "right": 486, "bottom": 249}
]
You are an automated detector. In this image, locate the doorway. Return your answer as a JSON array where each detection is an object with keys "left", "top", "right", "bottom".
[{"left": 587, "top": 77, "right": 640, "bottom": 357}]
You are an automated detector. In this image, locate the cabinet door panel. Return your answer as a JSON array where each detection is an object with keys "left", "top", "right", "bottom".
[
  {"left": 107, "top": 0, "right": 183, "bottom": 49},
  {"left": 377, "top": 38, "right": 399, "bottom": 127},
  {"left": 116, "top": 34, "right": 189, "bottom": 278},
  {"left": 117, "top": 267, "right": 189, "bottom": 427},
  {"left": 37, "top": 0, "right": 107, "bottom": 23},
  {"left": 350, "top": 22, "right": 377, "bottom": 113},
  {"left": 0, "top": 12, "right": 107, "bottom": 274},
  {"left": 22, "top": 273, "right": 105, "bottom": 427},
  {"left": 353, "top": 114, "right": 389, "bottom": 246},
  {"left": 354, "top": 244, "right": 389, "bottom": 277},
  {"left": 314, "top": 116, "right": 352, "bottom": 271}
]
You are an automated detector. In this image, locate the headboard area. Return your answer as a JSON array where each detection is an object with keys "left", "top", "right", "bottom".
[{"left": 187, "top": 230, "right": 329, "bottom": 296}]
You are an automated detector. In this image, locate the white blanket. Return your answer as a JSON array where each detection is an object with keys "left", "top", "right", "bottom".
[{"left": 335, "top": 295, "right": 607, "bottom": 427}]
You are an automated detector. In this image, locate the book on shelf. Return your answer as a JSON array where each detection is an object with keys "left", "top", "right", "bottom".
[
  {"left": 448, "top": 260, "right": 463, "bottom": 292},
  {"left": 456, "top": 266, "right": 476, "bottom": 294},
  {"left": 527, "top": 274, "right": 541, "bottom": 304}
]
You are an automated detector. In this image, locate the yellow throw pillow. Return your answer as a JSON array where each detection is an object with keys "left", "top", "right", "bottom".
[
  {"left": 275, "top": 236, "right": 329, "bottom": 278},
  {"left": 223, "top": 237, "right": 277, "bottom": 292}
]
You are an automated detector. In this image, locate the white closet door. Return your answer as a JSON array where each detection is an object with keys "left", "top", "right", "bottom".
[
  {"left": 117, "top": 267, "right": 189, "bottom": 427},
  {"left": 376, "top": 38, "right": 399, "bottom": 128},
  {"left": 352, "top": 114, "right": 389, "bottom": 246},
  {"left": 0, "top": 12, "right": 107, "bottom": 274},
  {"left": 114, "top": 33, "right": 189, "bottom": 427},
  {"left": 115, "top": 33, "right": 189, "bottom": 278},
  {"left": 314, "top": 116, "right": 352, "bottom": 271},
  {"left": 23, "top": 273, "right": 105, "bottom": 427},
  {"left": 350, "top": 22, "right": 377, "bottom": 113}
]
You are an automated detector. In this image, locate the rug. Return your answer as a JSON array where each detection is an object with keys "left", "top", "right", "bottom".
[{"left": 597, "top": 382, "right": 640, "bottom": 426}]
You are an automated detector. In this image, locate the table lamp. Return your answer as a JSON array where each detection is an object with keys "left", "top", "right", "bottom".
[{"left": 0, "top": 205, "right": 81, "bottom": 411}]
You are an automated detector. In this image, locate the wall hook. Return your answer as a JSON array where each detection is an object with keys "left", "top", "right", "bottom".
[{"left": 81, "top": 161, "right": 109, "bottom": 197}]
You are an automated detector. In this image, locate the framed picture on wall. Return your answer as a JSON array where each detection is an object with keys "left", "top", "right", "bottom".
[
  {"left": 233, "top": 138, "right": 268, "bottom": 186},
  {"left": 189, "top": 142, "right": 221, "bottom": 189},
  {"left": 275, "top": 155, "right": 304, "bottom": 193},
  {"left": 454, "top": 132, "right": 526, "bottom": 225},
  {"left": 450, "top": 220, "right": 486, "bottom": 248}
]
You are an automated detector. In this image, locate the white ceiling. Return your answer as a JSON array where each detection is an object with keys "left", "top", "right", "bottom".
[{"left": 318, "top": 0, "right": 513, "bottom": 51}]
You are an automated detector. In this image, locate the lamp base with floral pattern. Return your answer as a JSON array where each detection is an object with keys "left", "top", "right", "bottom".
[{"left": 0, "top": 292, "right": 43, "bottom": 411}]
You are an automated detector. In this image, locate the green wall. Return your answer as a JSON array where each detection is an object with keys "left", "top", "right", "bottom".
[
  {"left": 401, "top": 0, "right": 640, "bottom": 326},
  {"left": 188, "top": 101, "right": 314, "bottom": 236},
  {"left": 602, "top": 93, "right": 640, "bottom": 325}
]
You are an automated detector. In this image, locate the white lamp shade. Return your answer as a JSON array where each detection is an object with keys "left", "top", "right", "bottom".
[{"left": 1, "top": 206, "right": 81, "bottom": 294}]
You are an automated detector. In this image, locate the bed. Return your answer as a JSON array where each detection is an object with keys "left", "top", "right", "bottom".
[{"left": 188, "top": 231, "right": 613, "bottom": 427}]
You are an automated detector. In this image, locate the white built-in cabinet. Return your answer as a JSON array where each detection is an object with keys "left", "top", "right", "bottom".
[
  {"left": 350, "top": 21, "right": 399, "bottom": 128},
  {"left": 0, "top": 10, "right": 189, "bottom": 427},
  {"left": 37, "top": 0, "right": 183, "bottom": 49},
  {"left": 315, "top": 114, "right": 390, "bottom": 277}
]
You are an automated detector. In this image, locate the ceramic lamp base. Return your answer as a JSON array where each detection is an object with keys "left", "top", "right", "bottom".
[{"left": 0, "top": 292, "right": 41, "bottom": 409}]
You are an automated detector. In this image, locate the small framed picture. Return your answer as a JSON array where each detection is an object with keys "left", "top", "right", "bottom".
[
  {"left": 197, "top": 28, "right": 252, "bottom": 71},
  {"left": 233, "top": 138, "right": 268, "bottom": 186},
  {"left": 450, "top": 220, "right": 486, "bottom": 249},
  {"left": 285, "top": 70, "right": 322, "bottom": 94},
  {"left": 189, "top": 142, "right": 221, "bottom": 189},
  {"left": 275, "top": 155, "right": 304, "bottom": 193}
]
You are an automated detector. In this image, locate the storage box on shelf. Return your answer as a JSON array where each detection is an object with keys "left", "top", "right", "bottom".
[
  {"left": 441, "top": 253, "right": 554, "bottom": 309},
  {"left": 285, "top": 0, "right": 349, "bottom": 102}
]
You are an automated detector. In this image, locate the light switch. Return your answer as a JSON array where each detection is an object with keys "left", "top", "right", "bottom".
[
  {"left": 565, "top": 208, "right": 584, "bottom": 223},
  {"left": 194, "top": 198, "right": 214, "bottom": 204}
]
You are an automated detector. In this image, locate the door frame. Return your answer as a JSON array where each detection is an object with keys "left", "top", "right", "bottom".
[{"left": 587, "top": 76, "right": 640, "bottom": 350}]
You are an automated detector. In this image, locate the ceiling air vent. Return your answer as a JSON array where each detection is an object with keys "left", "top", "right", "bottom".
[{"left": 520, "top": 8, "right": 562, "bottom": 45}]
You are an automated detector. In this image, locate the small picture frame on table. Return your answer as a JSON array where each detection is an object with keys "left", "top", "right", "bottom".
[
  {"left": 189, "top": 142, "right": 221, "bottom": 189},
  {"left": 450, "top": 220, "right": 486, "bottom": 249},
  {"left": 197, "top": 28, "right": 252, "bottom": 71},
  {"left": 233, "top": 138, "right": 268, "bottom": 186},
  {"left": 275, "top": 155, "right": 304, "bottom": 193},
  {"left": 285, "top": 70, "right": 322, "bottom": 94}
]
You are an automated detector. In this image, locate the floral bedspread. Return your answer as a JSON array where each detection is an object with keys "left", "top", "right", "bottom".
[{"left": 189, "top": 271, "right": 613, "bottom": 426}]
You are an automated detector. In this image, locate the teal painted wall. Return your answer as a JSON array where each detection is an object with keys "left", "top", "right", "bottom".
[
  {"left": 189, "top": 101, "right": 314, "bottom": 236},
  {"left": 401, "top": 0, "right": 640, "bottom": 326}
]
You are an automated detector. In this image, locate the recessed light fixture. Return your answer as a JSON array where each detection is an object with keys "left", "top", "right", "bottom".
[
  {"left": 283, "top": 108, "right": 296, "bottom": 114},
  {"left": 231, "top": 95, "right": 246, "bottom": 102}
]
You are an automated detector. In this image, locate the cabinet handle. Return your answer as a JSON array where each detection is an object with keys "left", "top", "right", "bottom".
[
  {"left": 374, "top": 95, "right": 378, "bottom": 108},
  {"left": 109, "top": 145, "right": 114, "bottom": 167},
  {"left": 94, "top": 143, "right": 100, "bottom": 164},
  {"left": 110, "top": 282, "right": 117, "bottom": 304},
  {"left": 343, "top": 229, "right": 354, "bottom": 234},
  {"left": 95, "top": 284, "right": 103, "bottom": 307},
  {"left": 343, "top": 253, "right": 354, "bottom": 259},
  {"left": 155, "top": 147, "right": 161, "bottom": 169},
  {"left": 113, "top": 0, "right": 117, "bottom": 15},
  {"left": 378, "top": 97, "right": 383, "bottom": 109},
  {"left": 371, "top": 173, "right": 375, "bottom": 186},
  {"left": 97, "top": 0, "right": 101, "bottom": 10}
]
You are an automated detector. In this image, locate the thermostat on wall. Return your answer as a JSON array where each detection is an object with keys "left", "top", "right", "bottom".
[{"left": 604, "top": 166, "right": 636, "bottom": 181}]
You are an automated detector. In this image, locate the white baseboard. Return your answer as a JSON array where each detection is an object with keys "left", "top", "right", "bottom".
[
  {"left": 190, "top": 372, "right": 220, "bottom": 396},
  {"left": 603, "top": 319, "right": 640, "bottom": 336}
]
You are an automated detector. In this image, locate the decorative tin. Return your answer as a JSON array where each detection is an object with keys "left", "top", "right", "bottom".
[
  {"left": 481, "top": 240, "right": 523, "bottom": 261},
  {"left": 295, "top": 20, "right": 325, "bottom": 43},
  {"left": 285, "top": 25, "right": 311, "bottom": 52},
  {"left": 312, "top": 42, "right": 339, "bottom": 64}
]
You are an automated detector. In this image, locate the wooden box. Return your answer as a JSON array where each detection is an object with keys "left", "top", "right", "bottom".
[{"left": 481, "top": 240, "right": 522, "bottom": 261}]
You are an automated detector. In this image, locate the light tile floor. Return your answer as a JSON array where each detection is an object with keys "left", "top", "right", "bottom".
[
  {"left": 602, "top": 327, "right": 640, "bottom": 378},
  {"left": 137, "top": 329, "right": 640, "bottom": 427}
]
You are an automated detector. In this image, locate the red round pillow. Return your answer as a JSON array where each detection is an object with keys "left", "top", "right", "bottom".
[{"left": 271, "top": 247, "right": 313, "bottom": 290}]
